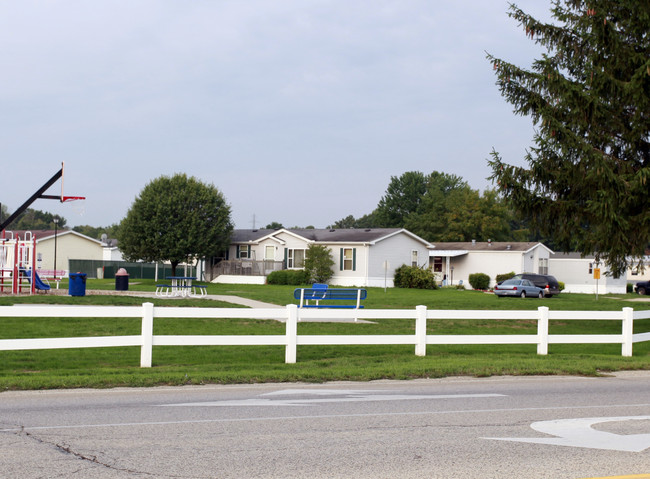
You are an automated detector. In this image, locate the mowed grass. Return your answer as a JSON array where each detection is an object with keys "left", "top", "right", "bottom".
[{"left": 0, "top": 279, "right": 649, "bottom": 390}]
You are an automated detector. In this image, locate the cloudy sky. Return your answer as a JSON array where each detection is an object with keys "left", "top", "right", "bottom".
[{"left": 1, "top": 1, "right": 552, "bottom": 230}]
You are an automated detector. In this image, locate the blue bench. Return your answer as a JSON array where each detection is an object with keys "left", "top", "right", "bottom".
[{"left": 294, "top": 287, "right": 367, "bottom": 309}]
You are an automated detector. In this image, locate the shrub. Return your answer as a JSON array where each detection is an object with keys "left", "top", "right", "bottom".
[
  {"left": 394, "top": 265, "right": 437, "bottom": 289},
  {"left": 627, "top": 282, "right": 634, "bottom": 293},
  {"left": 558, "top": 281, "right": 566, "bottom": 292},
  {"left": 267, "top": 269, "right": 309, "bottom": 285},
  {"left": 495, "top": 271, "right": 516, "bottom": 284},
  {"left": 468, "top": 272, "right": 490, "bottom": 290},
  {"left": 303, "top": 244, "right": 335, "bottom": 284}
]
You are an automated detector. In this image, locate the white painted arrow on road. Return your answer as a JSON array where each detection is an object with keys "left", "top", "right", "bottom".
[
  {"left": 486, "top": 416, "right": 650, "bottom": 452},
  {"left": 162, "top": 389, "right": 505, "bottom": 407}
]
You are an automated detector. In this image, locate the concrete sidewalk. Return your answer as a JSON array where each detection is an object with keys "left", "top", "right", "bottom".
[
  {"left": 84, "top": 289, "right": 282, "bottom": 309},
  {"left": 75, "top": 290, "right": 370, "bottom": 322}
]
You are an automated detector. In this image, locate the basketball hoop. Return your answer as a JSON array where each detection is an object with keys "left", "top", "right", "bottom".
[
  {"left": 62, "top": 196, "right": 86, "bottom": 216},
  {"left": 61, "top": 196, "right": 86, "bottom": 203}
]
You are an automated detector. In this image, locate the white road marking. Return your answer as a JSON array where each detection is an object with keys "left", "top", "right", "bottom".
[
  {"left": 161, "top": 390, "right": 506, "bottom": 407},
  {"left": 486, "top": 416, "right": 650, "bottom": 452}
]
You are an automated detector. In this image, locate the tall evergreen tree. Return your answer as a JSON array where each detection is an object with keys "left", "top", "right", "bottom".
[{"left": 487, "top": 1, "right": 650, "bottom": 276}]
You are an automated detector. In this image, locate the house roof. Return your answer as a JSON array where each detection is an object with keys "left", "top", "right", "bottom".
[
  {"left": 430, "top": 241, "right": 552, "bottom": 255},
  {"left": 2, "top": 229, "right": 104, "bottom": 245},
  {"left": 550, "top": 252, "right": 596, "bottom": 260},
  {"left": 232, "top": 228, "right": 431, "bottom": 246}
]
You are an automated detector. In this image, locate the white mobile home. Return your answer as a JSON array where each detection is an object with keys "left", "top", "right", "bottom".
[
  {"left": 429, "top": 241, "right": 553, "bottom": 288},
  {"left": 213, "top": 228, "right": 432, "bottom": 287},
  {"left": 549, "top": 252, "right": 627, "bottom": 294}
]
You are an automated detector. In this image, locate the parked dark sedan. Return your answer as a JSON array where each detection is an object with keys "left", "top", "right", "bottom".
[
  {"left": 510, "top": 273, "right": 561, "bottom": 297},
  {"left": 634, "top": 280, "right": 650, "bottom": 295},
  {"left": 494, "top": 279, "right": 545, "bottom": 298}
]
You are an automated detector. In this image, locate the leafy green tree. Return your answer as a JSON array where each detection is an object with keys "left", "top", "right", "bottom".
[
  {"left": 118, "top": 174, "right": 233, "bottom": 275},
  {"left": 73, "top": 223, "right": 120, "bottom": 240},
  {"left": 374, "top": 171, "right": 429, "bottom": 227},
  {"left": 487, "top": 1, "right": 650, "bottom": 276},
  {"left": 303, "top": 244, "right": 335, "bottom": 283},
  {"left": 330, "top": 213, "right": 377, "bottom": 229},
  {"left": 264, "top": 222, "right": 283, "bottom": 229}
]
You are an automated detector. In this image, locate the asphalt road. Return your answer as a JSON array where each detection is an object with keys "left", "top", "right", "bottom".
[{"left": 1, "top": 372, "right": 649, "bottom": 479}]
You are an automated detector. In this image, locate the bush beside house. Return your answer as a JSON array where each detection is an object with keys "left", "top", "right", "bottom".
[
  {"left": 469, "top": 273, "right": 490, "bottom": 290},
  {"left": 267, "top": 270, "right": 309, "bottom": 285},
  {"left": 394, "top": 265, "right": 437, "bottom": 289}
]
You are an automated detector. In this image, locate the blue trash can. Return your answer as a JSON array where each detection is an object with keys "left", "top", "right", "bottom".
[{"left": 69, "top": 273, "right": 87, "bottom": 297}]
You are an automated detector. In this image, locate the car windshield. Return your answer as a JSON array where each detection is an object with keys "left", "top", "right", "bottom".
[{"left": 501, "top": 279, "right": 520, "bottom": 285}]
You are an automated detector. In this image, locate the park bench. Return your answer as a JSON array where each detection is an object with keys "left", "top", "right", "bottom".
[
  {"left": 294, "top": 285, "right": 367, "bottom": 309},
  {"left": 37, "top": 269, "right": 67, "bottom": 289}
]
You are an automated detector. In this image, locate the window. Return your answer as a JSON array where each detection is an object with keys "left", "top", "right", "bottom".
[
  {"left": 432, "top": 256, "right": 443, "bottom": 273},
  {"left": 538, "top": 258, "right": 548, "bottom": 275},
  {"left": 287, "top": 249, "right": 305, "bottom": 268},
  {"left": 237, "top": 245, "right": 250, "bottom": 259},
  {"left": 411, "top": 250, "right": 418, "bottom": 267},
  {"left": 265, "top": 245, "right": 275, "bottom": 261},
  {"left": 588, "top": 262, "right": 593, "bottom": 274},
  {"left": 340, "top": 248, "right": 356, "bottom": 271}
]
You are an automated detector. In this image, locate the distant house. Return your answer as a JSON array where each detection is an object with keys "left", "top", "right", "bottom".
[
  {"left": 627, "top": 253, "right": 650, "bottom": 283},
  {"left": 428, "top": 241, "right": 554, "bottom": 288},
  {"left": 549, "top": 252, "right": 627, "bottom": 294},
  {"left": 210, "top": 228, "right": 432, "bottom": 286},
  {"left": 7, "top": 230, "right": 105, "bottom": 274}
]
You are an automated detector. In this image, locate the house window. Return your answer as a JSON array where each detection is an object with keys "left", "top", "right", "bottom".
[
  {"left": 588, "top": 262, "right": 593, "bottom": 274},
  {"left": 237, "top": 245, "right": 250, "bottom": 259},
  {"left": 432, "top": 256, "right": 443, "bottom": 273},
  {"left": 340, "top": 248, "right": 356, "bottom": 271},
  {"left": 411, "top": 250, "right": 418, "bottom": 267},
  {"left": 287, "top": 249, "right": 305, "bottom": 268},
  {"left": 265, "top": 245, "right": 275, "bottom": 261},
  {"left": 538, "top": 258, "right": 548, "bottom": 275}
]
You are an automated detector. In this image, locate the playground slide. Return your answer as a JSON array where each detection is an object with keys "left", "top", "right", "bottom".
[{"left": 21, "top": 269, "right": 51, "bottom": 291}]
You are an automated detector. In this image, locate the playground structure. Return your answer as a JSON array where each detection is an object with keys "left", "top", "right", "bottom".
[
  {"left": 0, "top": 162, "right": 83, "bottom": 295},
  {"left": 0, "top": 231, "right": 46, "bottom": 294}
]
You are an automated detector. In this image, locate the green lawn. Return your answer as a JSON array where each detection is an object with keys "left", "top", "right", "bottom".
[{"left": 0, "top": 280, "right": 648, "bottom": 390}]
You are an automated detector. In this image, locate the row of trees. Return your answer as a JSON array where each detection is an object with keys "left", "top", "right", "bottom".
[
  {"left": 331, "top": 171, "right": 533, "bottom": 244},
  {"left": 0, "top": 204, "right": 67, "bottom": 231}
]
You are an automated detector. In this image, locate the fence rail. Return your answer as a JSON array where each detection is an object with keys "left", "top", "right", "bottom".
[{"left": 0, "top": 304, "right": 648, "bottom": 367}]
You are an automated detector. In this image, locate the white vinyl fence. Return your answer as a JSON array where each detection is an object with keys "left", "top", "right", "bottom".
[{"left": 1, "top": 304, "right": 649, "bottom": 367}]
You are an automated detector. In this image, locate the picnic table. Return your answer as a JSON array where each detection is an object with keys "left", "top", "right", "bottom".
[{"left": 156, "top": 276, "right": 206, "bottom": 297}]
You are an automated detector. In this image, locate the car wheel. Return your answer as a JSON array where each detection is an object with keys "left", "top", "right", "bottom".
[
  {"left": 520, "top": 291, "right": 526, "bottom": 298},
  {"left": 538, "top": 291, "right": 544, "bottom": 299},
  {"left": 639, "top": 287, "right": 647, "bottom": 295}
]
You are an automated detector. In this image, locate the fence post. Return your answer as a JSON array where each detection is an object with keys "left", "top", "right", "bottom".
[
  {"left": 285, "top": 304, "right": 298, "bottom": 364},
  {"left": 622, "top": 307, "right": 634, "bottom": 357},
  {"left": 537, "top": 306, "right": 549, "bottom": 355},
  {"left": 140, "top": 302, "right": 154, "bottom": 368},
  {"left": 415, "top": 305, "right": 427, "bottom": 356}
]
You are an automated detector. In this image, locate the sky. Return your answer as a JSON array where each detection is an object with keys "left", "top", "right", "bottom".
[{"left": 1, "top": 0, "right": 553, "bottom": 231}]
